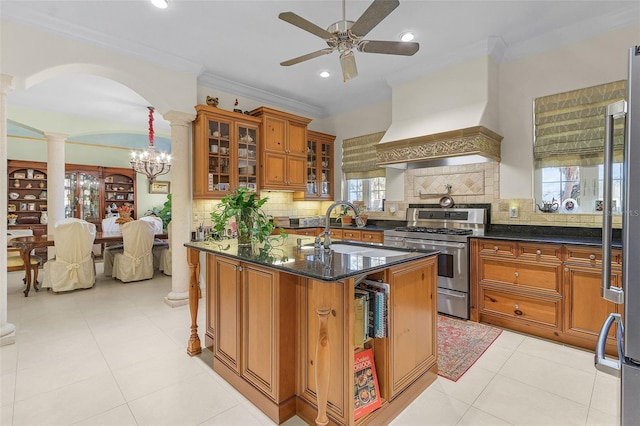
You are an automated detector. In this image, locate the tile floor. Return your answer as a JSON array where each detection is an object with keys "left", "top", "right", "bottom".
[{"left": 1, "top": 264, "right": 620, "bottom": 425}]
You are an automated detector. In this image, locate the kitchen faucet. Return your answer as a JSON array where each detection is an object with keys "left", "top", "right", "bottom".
[{"left": 316, "top": 201, "right": 365, "bottom": 250}]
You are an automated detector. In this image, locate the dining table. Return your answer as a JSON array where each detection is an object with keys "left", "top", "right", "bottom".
[{"left": 10, "top": 231, "right": 168, "bottom": 297}]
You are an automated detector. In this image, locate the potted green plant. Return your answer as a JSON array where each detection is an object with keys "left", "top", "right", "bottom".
[
  {"left": 210, "top": 187, "right": 285, "bottom": 246},
  {"left": 337, "top": 207, "right": 353, "bottom": 226}
]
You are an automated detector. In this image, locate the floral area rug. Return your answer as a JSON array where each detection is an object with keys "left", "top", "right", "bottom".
[{"left": 437, "top": 314, "right": 502, "bottom": 381}]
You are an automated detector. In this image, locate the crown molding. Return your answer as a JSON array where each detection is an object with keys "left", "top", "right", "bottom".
[
  {"left": 197, "top": 71, "right": 327, "bottom": 119},
  {"left": 2, "top": 2, "right": 202, "bottom": 75}
]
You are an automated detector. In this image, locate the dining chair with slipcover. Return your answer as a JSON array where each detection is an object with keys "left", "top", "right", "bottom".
[
  {"left": 101, "top": 215, "right": 123, "bottom": 274},
  {"left": 111, "top": 219, "right": 155, "bottom": 282},
  {"left": 42, "top": 218, "right": 97, "bottom": 293},
  {"left": 159, "top": 221, "right": 172, "bottom": 276},
  {"left": 140, "top": 215, "right": 169, "bottom": 270}
]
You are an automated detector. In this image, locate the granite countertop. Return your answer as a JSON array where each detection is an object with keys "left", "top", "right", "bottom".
[
  {"left": 481, "top": 224, "right": 622, "bottom": 248},
  {"left": 185, "top": 236, "right": 437, "bottom": 282}
]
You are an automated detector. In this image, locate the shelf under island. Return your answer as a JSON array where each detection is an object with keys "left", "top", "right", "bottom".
[{"left": 184, "top": 237, "right": 439, "bottom": 426}]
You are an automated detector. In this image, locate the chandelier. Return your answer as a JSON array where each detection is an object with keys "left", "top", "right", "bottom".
[{"left": 130, "top": 107, "right": 171, "bottom": 182}]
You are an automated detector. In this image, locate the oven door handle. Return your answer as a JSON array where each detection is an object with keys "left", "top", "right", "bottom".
[{"left": 404, "top": 238, "right": 466, "bottom": 249}]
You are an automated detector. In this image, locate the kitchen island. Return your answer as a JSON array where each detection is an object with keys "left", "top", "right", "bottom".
[{"left": 185, "top": 237, "right": 439, "bottom": 426}]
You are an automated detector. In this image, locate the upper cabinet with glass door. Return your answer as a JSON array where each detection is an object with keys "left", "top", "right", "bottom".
[
  {"left": 294, "top": 130, "right": 335, "bottom": 201},
  {"left": 193, "top": 105, "right": 261, "bottom": 198},
  {"left": 533, "top": 80, "right": 626, "bottom": 214}
]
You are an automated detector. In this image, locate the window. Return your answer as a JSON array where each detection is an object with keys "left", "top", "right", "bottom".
[
  {"left": 534, "top": 80, "right": 626, "bottom": 214},
  {"left": 346, "top": 177, "right": 385, "bottom": 212},
  {"left": 538, "top": 164, "right": 622, "bottom": 213},
  {"left": 342, "top": 131, "right": 387, "bottom": 212}
]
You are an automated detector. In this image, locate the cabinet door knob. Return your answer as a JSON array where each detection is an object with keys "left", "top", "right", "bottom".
[
  {"left": 564, "top": 267, "right": 569, "bottom": 272},
  {"left": 514, "top": 271, "right": 519, "bottom": 277},
  {"left": 494, "top": 246, "right": 499, "bottom": 252},
  {"left": 536, "top": 249, "right": 542, "bottom": 255},
  {"left": 238, "top": 266, "right": 243, "bottom": 272},
  {"left": 589, "top": 254, "right": 596, "bottom": 260}
]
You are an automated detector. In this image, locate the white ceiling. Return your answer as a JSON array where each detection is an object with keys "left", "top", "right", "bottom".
[{"left": 2, "top": 0, "right": 639, "bottom": 132}]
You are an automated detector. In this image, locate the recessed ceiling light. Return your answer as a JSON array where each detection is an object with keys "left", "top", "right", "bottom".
[
  {"left": 320, "top": 71, "right": 330, "bottom": 78},
  {"left": 151, "top": 0, "right": 169, "bottom": 9},
  {"left": 400, "top": 32, "right": 415, "bottom": 42}
]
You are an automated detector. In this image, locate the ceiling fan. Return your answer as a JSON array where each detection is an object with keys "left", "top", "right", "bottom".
[{"left": 279, "top": 0, "right": 419, "bottom": 81}]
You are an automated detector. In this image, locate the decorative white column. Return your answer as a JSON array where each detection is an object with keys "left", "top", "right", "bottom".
[
  {"left": 1, "top": 74, "right": 16, "bottom": 346},
  {"left": 44, "top": 132, "right": 67, "bottom": 258},
  {"left": 163, "top": 110, "right": 195, "bottom": 307}
]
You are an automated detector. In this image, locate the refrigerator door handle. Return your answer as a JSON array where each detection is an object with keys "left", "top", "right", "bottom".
[
  {"left": 595, "top": 312, "right": 624, "bottom": 377},
  {"left": 601, "top": 100, "right": 627, "bottom": 304}
]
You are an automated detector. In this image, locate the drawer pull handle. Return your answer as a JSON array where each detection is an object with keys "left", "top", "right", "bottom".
[
  {"left": 514, "top": 309, "right": 523, "bottom": 316},
  {"left": 589, "top": 254, "right": 596, "bottom": 260},
  {"left": 564, "top": 267, "right": 569, "bottom": 272},
  {"left": 536, "top": 249, "right": 542, "bottom": 255},
  {"left": 494, "top": 246, "right": 499, "bottom": 252},
  {"left": 514, "top": 271, "right": 519, "bottom": 277}
]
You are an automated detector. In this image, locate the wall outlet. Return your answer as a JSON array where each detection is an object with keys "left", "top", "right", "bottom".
[{"left": 509, "top": 207, "right": 519, "bottom": 218}]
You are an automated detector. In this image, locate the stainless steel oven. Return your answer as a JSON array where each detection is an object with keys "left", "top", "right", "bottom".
[{"left": 384, "top": 207, "right": 486, "bottom": 319}]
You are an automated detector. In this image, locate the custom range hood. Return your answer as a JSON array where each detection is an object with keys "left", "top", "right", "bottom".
[
  {"left": 375, "top": 125, "right": 503, "bottom": 169},
  {"left": 376, "top": 55, "right": 503, "bottom": 169}
]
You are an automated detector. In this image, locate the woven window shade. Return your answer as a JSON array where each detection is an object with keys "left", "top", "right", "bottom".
[
  {"left": 342, "top": 131, "right": 386, "bottom": 179},
  {"left": 534, "top": 80, "right": 626, "bottom": 168}
]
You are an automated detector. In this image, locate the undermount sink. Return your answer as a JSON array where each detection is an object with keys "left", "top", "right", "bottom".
[{"left": 329, "top": 243, "right": 408, "bottom": 257}]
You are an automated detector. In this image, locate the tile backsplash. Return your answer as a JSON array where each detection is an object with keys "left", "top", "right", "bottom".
[{"left": 190, "top": 161, "right": 621, "bottom": 230}]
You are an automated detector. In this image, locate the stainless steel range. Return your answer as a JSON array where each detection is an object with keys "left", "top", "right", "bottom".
[{"left": 384, "top": 207, "right": 487, "bottom": 319}]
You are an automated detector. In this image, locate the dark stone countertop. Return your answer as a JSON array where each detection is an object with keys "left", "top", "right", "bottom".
[
  {"left": 481, "top": 224, "right": 622, "bottom": 248},
  {"left": 185, "top": 236, "right": 437, "bottom": 282}
]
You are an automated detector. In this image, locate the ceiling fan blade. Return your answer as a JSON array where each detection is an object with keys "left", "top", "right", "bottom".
[
  {"left": 350, "top": 0, "right": 400, "bottom": 38},
  {"left": 278, "top": 12, "right": 334, "bottom": 40},
  {"left": 340, "top": 51, "right": 358, "bottom": 82},
  {"left": 358, "top": 40, "right": 420, "bottom": 56},
  {"left": 280, "top": 48, "right": 334, "bottom": 66}
]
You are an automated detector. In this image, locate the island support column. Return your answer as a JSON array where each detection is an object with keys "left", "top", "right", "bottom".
[{"left": 186, "top": 247, "right": 202, "bottom": 355}]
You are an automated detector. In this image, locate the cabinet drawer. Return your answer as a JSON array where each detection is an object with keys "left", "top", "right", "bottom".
[
  {"left": 565, "top": 246, "right": 622, "bottom": 267},
  {"left": 478, "top": 239, "right": 516, "bottom": 257},
  {"left": 479, "top": 258, "right": 562, "bottom": 295},
  {"left": 360, "top": 231, "right": 383, "bottom": 243},
  {"left": 342, "top": 230, "right": 362, "bottom": 241},
  {"left": 518, "top": 242, "right": 563, "bottom": 262},
  {"left": 329, "top": 228, "right": 343, "bottom": 239},
  {"left": 480, "top": 287, "right": 560, "bottom": 328}
]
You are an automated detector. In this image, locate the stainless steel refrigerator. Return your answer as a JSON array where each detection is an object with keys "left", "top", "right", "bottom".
[{"left": 595, "top": 45, "right": 640, "bottom": 425}]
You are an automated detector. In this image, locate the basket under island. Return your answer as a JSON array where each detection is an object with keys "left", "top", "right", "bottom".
[{"left": 184, "top": 236, "right": 439, "bottom": 426}]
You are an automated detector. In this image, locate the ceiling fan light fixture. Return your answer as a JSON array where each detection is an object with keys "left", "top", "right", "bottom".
[
  {"left": 340, "top": 51, "right": 358, "bottom": 81},
  {"left": 400, "top": 32, "right": 415, "bottom": 42},
  {"left": 320, "top": 71, "right": 331, "bottom": 78},
  {"left": 150, "top": 0, "right": 169, "bottom": 9}
]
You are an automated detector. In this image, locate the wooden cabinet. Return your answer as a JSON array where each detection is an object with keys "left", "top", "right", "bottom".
[
  {"left": 385, "top": 257, "right": 437, "bottom": 399},
  {"left": 472, "top": 238, "right": 624, "bottom": 355},
  {"left": 297, "top": 256, "right": 437, "bottom": 425},
  {"left": 475, "top": 239, "right": 564, "bottom": 336},
  {"left": 208, "top": 254, "right": 297, "bottom": 420},
  {"left": 8, "top": 160, "right": 136, "bottom": 226},
  {"left": 192, "top": 105, "right": 261, "bottom": 198},
  {"left": 102, "top": 169, "right": 136, "bottom": 218},
  {"left": 294, "top": 130, "right": 335, "bottom": 201},
  {"left": 360, "top": 230, "right": 384, "bottom": 244},
  {"left": 8, "top": 160, "right": 48, "bottom": 227},
  {"left": 563, "top": 246, "right": 623, "bottom": 354},
  {"left": 251, "top": 107, "right": 312, "bottom": 191},
  {"left": 287, "top": 228, "right": 322, "bottom": 237}
]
